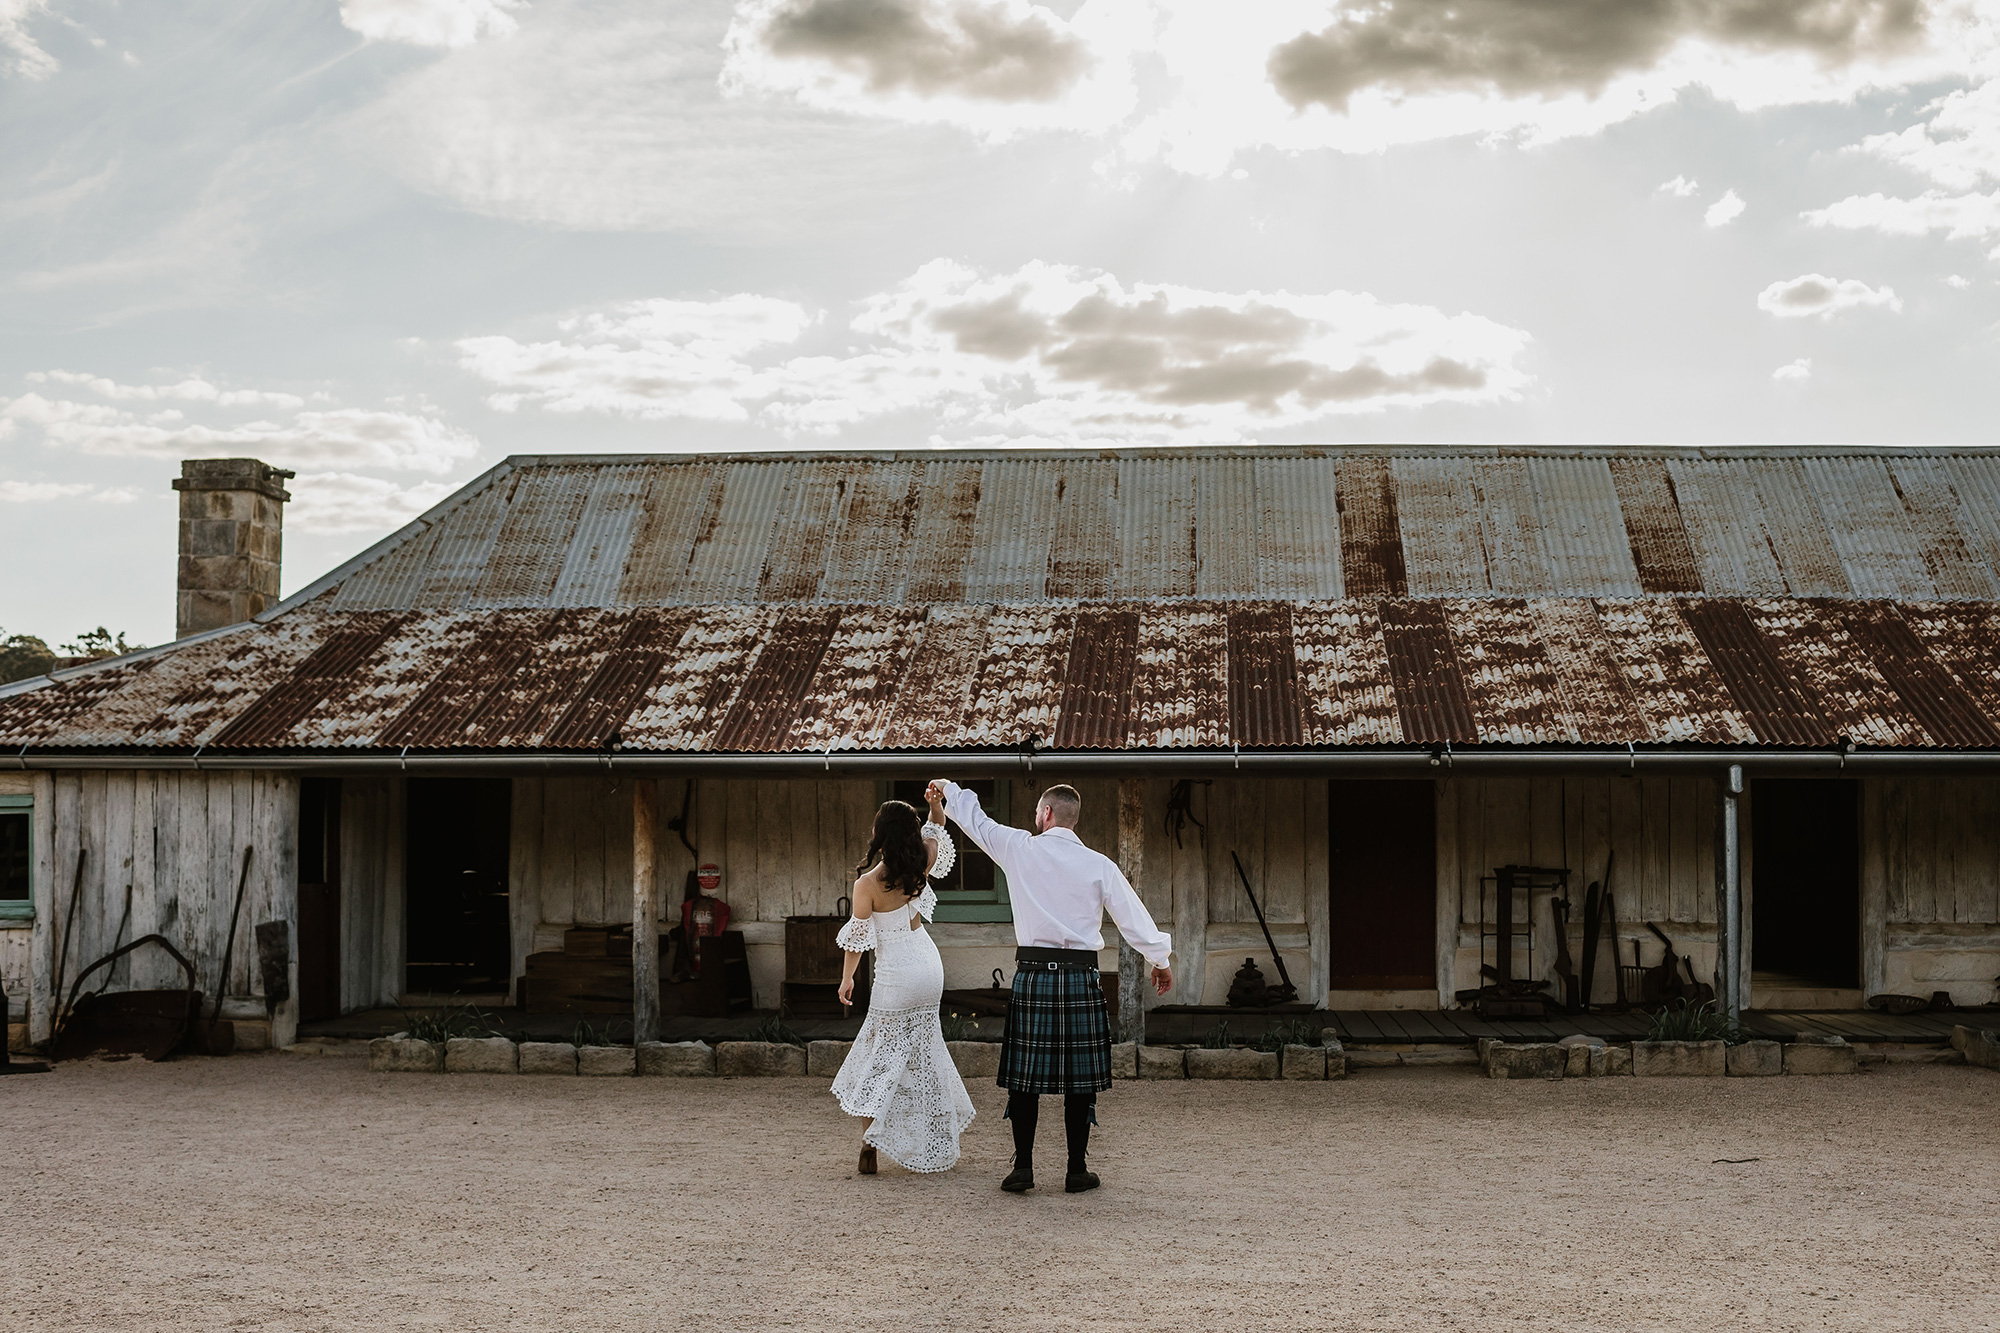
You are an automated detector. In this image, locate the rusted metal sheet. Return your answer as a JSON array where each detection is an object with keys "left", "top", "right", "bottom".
[
  {"left": 1529, "top": 457, "right": 1643, "bottom": 596},
  {"left": 1254, "top": 456, "right": 1341, "bottom": 599},
  {"left": 1335, "top": 457, "right": 1406, "bottom": 596},
  {"left": 622, "top": 606, "right": 778, "bottom": 749},
  {"left": 1116, "top": 457, "right": 1194, "bottom": 598},
  {"left": 1471, "top": 459, "right": 1555, "bottom": 595},
  {"left": 441, "top": 609, "right": 626, "bottom": 747},
  {"left": 1047, "top": 459, "right": 1116, "bottom": 600},
  {"left": 1897, "top": 602, "right": 2000, "bottom": 729},
  {"left": 1606, "top": 458, "right": 1702, "bottom": 594},
  {"left": 879, "top": 606, "right": 988, "bottom": 749},
  {"left": 0, "top": 657, "right": 163, "bottom": 747},
  {"left": 758, "top": 462, "right": 848, "bottom": 603},
  {"left": 469, "top": 466, "right": 594, "bottom": 608},
  {"left": 544, "top": 612, "right": 693, "bottom": 749},
  {"left": 784, "top": 606, "right": 928, "bottom": 752},
  {"left": 1677, "top": 599, "right": 1828, "bottom": 745},
  {"left": 1052, "top": 607, "right": 1140, "bottom": 748},
  {"left": 1127, "top": 604, "right": 1225, "bottom": 748},
  {"left": 1527, "top": 599, "right": 1647, "bottom": 739},
  {"left": 1591, "top": 599, "right": 1755, "bottom": 744},
  {"left": 549, "top": 465, "right": 652, "bottom": 608},
  {"left": 1885, "top": 457, "right": 1998, "bottom": 600},
  {"left": 710, "top": 609, "right": 842, "bottom": 751},
  {"left": 1377, "top": 600, "right": 1475, "bottom": 743},
  {"left": 615, "top": 462, "right": 719, "bottom": 605},
  {"left": 903, "top": 461, "right": 982, "bottom": 603},
  {"left": 683, "top": 461, "right": 785, "bottom": 602},
  {"left": 1739, "top": 600, "right": 1920, "bottom": 748},
  {"left": 962, "top": 458, "right": 1056, "bottom": 602},
  {"left": 1838, "top": 603, "right": 2000, "bottom": 747},
  {"left": 818, "top": 462, "right": 920, "bottom": 604},
  {"left": 379, "top": 612, "right": 548, "bottom": 749},
  {"left": 960, "top": 605, "right": 1072, "bottom": 747},
  {"left": 208, "top": 615, "right": 415, "bottom": 747},
  {"left": 1448, "top": 599, "right": 1571, "bottom": 744},
  {"left": 1196, "top": 458, "right": 1259, "bottom": 599},
  {"left": 1225, "top": 604, "right": 1302, "bottom": 747},
  {"left": 1745, "top": 458, "right": 1849, "bottom": 595},
  {"left": 1803, "top": 456, "right": 1935, "bottom": 599},
  {"left": 1393, "top": 457, "right": 1489, "bottom": 597},
  {"left": 1666, "top": 459, "right": 1787, "bottom": 595},
  {"left": 1941, "top": 457, "right": 2000, "bottom": 585},
  {"left": 1292, "top": 601, "right": 1400, "bottom": 744}
]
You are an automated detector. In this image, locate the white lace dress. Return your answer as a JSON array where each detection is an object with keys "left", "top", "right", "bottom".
[{"left": 828, "top": 834, "right": 977, "bottom": 1173}]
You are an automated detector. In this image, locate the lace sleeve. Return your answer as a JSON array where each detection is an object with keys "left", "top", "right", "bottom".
[
  {"left": 835, "top": 915, "right": 877, "bottom": 953},
  {"left": 921, "top": 821, "right": 956, "bottom": 879},
  {"left": 914, "top": 884, "right": 938, "bottom": 922}
]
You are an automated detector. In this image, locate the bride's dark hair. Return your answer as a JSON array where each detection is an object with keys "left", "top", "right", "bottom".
[{"left": 856, "top": 800, "right": 927, "bottom": 898}]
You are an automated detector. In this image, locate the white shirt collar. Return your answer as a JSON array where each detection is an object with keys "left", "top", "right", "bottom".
[{"left": 1038, "top": 826, "right": 1082, "bottom": 842}]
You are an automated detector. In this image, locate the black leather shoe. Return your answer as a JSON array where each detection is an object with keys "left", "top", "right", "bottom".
[
  {"left": 1064, "top": 1171, "right": 1100, "bottom": 1193},
  {"left": 1001, "top": 1167, "right": 1035, "bottom": 1193}
]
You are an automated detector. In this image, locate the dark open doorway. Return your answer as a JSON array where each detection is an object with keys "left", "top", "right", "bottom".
[
  {"left": 1751, "top": 779, "right": 1860, "bottom": 989},
  {"left": 1329, "top": 781, "right": 1437, "bottom": 990},
  {"left": 405, "top": 778, "right": 512, "bottom": 996},
  {"left": 296, "top": 778, "right": 341, "bottom": 1021}
]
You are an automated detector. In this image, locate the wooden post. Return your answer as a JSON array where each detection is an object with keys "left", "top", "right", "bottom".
[
  {"left": 1715, "top": 764, "right": 1743, "bottom": 1021},
  {"left": 632, "top": 779, "right": 660, "bottom": 1044},
  {"left": 1116, "top": 778, "right": 1145, "bottom": 1046}
]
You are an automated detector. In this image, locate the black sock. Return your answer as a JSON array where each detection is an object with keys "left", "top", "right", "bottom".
[
  {"left": 1006, "top": 1091, "right": 1039, "bottom": 1170},
  {"left": 1064, "top": 1094, "right": 1095, "bottom": 1174}
]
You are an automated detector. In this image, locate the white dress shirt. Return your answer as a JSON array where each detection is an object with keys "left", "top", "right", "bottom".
[{"left": 939, "top": 781, "right": 1172, "bottom": 970}]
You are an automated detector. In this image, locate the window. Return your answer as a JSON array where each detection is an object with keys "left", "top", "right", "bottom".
[
  {"left": 885, "top": 779, "right": 1011, "bottom": 923},
  {"left": 0, "top": 795, "right": 30, "bottom": 922}
]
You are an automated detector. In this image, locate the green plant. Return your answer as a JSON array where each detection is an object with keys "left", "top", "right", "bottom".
[
  {"left": 744, "top": 1014, "right": 806, "bottom": 1047},
  {"left": 572, "top": 1018, "right": 634, "bottom": 1048},
  {"left": 1646, "top": 998, "right": 1742, "bottom": 1044},
  {"left": 1199, "top": 1019, "right": 1236, "bottom": 1049},
  {"left": 940, "top": 1010, "right": 980, "bottom": 1042},
  {"left": 401, "top": 1004, "right": 500, "bottom": 1043},
  {"left": 1253, "top": 1018, "right": 1323, "bottom": 1052}
]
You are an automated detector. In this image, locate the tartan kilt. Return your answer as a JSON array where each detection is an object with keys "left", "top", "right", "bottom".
[{"left": 998, "top": 965, "right": 1112, "bottom": 1095}]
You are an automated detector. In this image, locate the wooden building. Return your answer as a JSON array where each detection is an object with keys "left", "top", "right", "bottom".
[{"left": 5, "top": 446, "right": 2000, "bottom": 1049}]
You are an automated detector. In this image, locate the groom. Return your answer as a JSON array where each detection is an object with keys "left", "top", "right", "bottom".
[{"left": 929, "top": 780, "right": 1172, "bottom": 1194}]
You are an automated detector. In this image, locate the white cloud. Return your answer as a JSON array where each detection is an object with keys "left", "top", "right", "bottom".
[
  {"left": 0, "top": 480, "right": 137, "bottom": 503},
  {"left": 338, "top": 0, "right": 524, "bottom": 48},
  {"left": 1657, "top": 174, "right": 1700, "bottom": 196},
  {"left": 1801, "top": 187, "right": 2000, "bottom": 250},
  {"left": 285, "top": 472, "right": 458, "bottom": 534},
  {"left": 1947, "top": 272, "right": 1973, "bottom": 286},
  {"left": 1772, "top": 357, "right": 1813, "bottom": 380},
  {"left": 1854, "top": 75, "right": 2000, "bottom": 192},
  {"left": 459, "top": 259, "right": 1532, "bottom": 444},
  {"left": 0, "top": 0, "right": 57, "bottom": 79},
  {"left": 1704, "top": 188, "right": 1747, "bottom": 226},
  {"left": 1, "top": 373, "right": 480, "bottom": 473},
  {"left": 722, "top": 0, "right": 1144, "bottom": 138},
  {"left": 1756, "top": 273, "right": 1902, "bottom": 318}
]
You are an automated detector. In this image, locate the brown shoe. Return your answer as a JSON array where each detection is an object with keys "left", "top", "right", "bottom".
[{"left": 858, "top": 1145, "right": 877, "bottom": 1175}]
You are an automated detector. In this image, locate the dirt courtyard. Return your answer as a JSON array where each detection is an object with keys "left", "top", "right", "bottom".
[{"left": 1, "top": 1055, "right": 1994, "bottom": 1333}]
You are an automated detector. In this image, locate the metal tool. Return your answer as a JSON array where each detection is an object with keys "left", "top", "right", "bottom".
[{"left": 1229, "top": 850, "right": 1298, "bottom": 1005}]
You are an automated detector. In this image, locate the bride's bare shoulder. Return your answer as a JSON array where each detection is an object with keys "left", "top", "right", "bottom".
[{"left": 851, "top": 866, "right": 883, "bottom": 915}]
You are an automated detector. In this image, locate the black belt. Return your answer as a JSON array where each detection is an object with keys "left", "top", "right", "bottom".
[{"left": 1016, "top": 946, "right": 1099, "bottom": 972}]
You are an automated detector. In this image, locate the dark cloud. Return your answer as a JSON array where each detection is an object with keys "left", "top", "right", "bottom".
[
  {"left": 759, "top": 0, "right": 1090, "bottom": 102},
  {"left": 1269, "top": 0, "right": 1927, "bottom": 111}
]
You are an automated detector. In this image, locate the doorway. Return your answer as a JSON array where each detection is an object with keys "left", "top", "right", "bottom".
[
  {"left": 296, "top": 778, "right": 341, "bottom": 1021},
  {"left": 404, "top": 778, "right": 512, "bottom": 996},
  {"left": 1328, "top": 781, "right": 1437, "bottom": 990},
  {"left": 1751, "top": 779, "right": 1860, "bottom": 989}
]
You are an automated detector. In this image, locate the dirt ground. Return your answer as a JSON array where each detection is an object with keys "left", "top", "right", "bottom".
[{"left": 1, "top": 1055, "right": 1995, "bottom": 1333}]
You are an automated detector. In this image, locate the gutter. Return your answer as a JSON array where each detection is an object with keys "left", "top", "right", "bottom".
[{"left": 11, "top": 747, "right": 2000, "bottom": 776}]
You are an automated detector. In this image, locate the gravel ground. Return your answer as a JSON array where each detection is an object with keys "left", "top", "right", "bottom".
[{"left": 1, "top": 1054, "right": 1995, "bottom": 1332}]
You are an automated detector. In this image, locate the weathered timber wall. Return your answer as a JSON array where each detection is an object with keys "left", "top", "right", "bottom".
[
  {"left": 1864, "top": 777, "right": 2000, "bottom": 1005},
  {"left": 340, "top": 776, "right": 404, "bottom": 1012},
  {"left": 22, "top": 771, "right": 298, "bottom": 1044}
]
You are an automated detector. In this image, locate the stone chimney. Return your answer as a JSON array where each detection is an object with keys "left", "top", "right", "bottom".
[{"left": 173, "top": 458, "right": 294, "bottom": 640}]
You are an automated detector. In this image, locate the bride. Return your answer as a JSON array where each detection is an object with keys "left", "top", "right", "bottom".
[{"left": 830, "top": 787, "right": 976, "bottom": 1175}]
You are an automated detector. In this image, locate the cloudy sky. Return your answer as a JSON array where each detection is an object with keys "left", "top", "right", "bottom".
[{"left": 3, "top": 0, "right": 1999, "bottom": 647}]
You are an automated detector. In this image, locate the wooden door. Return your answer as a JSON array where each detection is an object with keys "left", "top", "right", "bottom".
[
  {"left": 1328, "top": 781, "right": 1437, "bottom": 990},
  {"left": 296, "top": 778, "right": 341, "bottom": 1021}
]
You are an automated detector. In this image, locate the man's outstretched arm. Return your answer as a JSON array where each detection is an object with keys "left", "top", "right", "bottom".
[{"left": 931, "top": 780, "right": 1031, "bottom": 868}]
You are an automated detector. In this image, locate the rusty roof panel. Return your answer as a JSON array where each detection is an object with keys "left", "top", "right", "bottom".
[
  {"left": 1196, "top": 458, "right": 1259, "bottom": 599},
  {"left": 1530, "top": 457, "right": 1643, "bottom": 596},
  {"left": 1666, "top": 459, "right": 1788, "bottom": 595},
  {"left": 1744, "top": 458, "right": 1848, "bottom": 595},
  {"left": 468, "top": 466, "right": 592, "bottom": 607},
  {"left": 1379, "top": 600, "right": 1475, "bottom": 743},
  {"left": 615, "top": 462, "right": 716, "bottom": 604},
  {"left": 879, "top": 606, "right": 988, "bottom": 749},
  {"left": 1739, "top": 600, "right": 1920, "bottom": 747},
  {"left": 1335, "top": 457, "right": 1407, "bottom": 597},
  {"left": 709, "top": 608, "right": 841, "bottom": 751},
  {"left": 449, "top": 609, "right": 626, "bottom": 747},
  {"left": 1471, "top": 459, "right": 1555, "bottom": 595},
  {"left": 1941, "top": 457, "right": 2000, "bottom": 589},
  {"left": 1885, "top": 457, "right": 1997, "bottom": 600},
  {"left": 960, "top": 604, "right": 1072, "bottom": 747},
  {"left": 1678, "top": 599, "right": 1829, "bottom": 745},
  {"left": 1606, "top": 458, "right": 1702, "bottom": 594},
  {"left": 1052, "top": 606, "right": 1140, "bottom": 749},
  {"left": 1394, "top": 457, "right": 1489, "bottom": 597},
  {"left": 1527, "top": 600, "right": 1646, "bottom": 740},
  {"left": 1226, "top": 603, "right": 1302, "bottom": 747},
  {"left": 379, "top": 612, "right": 547, "bottom": 748},
  {"left": 1803, "top": 456, "right": 1935, "bottom": 598},
  {"left": 207, "top": 614, "right": 414, "bottom": 747},
  {"left": 0, "top": 656, "right": 164, "bottom": 746},
  {"left": 622, "top": 606, "right": 778, "bottom": 749},
  {"left": 1128, "top": 604, "right": 1226, "bottom": 748},
  {"left": 785, "top": 606, "right": 929, "bottom": 752},
  {"left": 758, "top": 462, "right": 848, "bottom": 603},
  {"left": 903, "top": 461, "right": 982, "bottom": 603},
  {"left": 1254, "top": 456, "right": 1342, "bottom": 599},
  {"left": 683, "top": 461, "right": 785, "bottom": 601},
  {"left": 1293, "top": 601, "right": 1400, "bottom": 744},
  {"left": 1449, "top": 598, "right": 1571, "bottom": 744},
  {"left": 1591, "top": 599, "right": 1755, "bottom": 743},
  {"left": 819, "top": 463, "right": 920, "bottom": 604},
  {"left": 1897, "top": 602, "right": 2000, "bottom": 730},
  {"left": 1047, "top": 459, "right": 1116, "bottom": 600},
  {"left": 1838, "top": 603, "right": 2000, "bottom": 747},
  {"left": 963, "top": 459, "right": 1056, "bottom": 601},
  {"left": 548, "top": 465, "right": 651, "bottom": 608},
  {"left": 1116, "top": 457, "right": 1194, "bottom": 598},
  {"left": 542, "top": 612, "right": 692, "bottom": 749}
]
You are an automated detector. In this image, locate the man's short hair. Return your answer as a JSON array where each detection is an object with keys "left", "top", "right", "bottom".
[{"left": 1037, "top": 784, "right": 1082, "bottom": 828}]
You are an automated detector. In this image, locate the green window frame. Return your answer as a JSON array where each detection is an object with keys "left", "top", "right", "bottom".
[
  {"left": 0, "top": 794, "right": 32, "bottom": 922},
  {"left": 880, "top": 779, "right": 1012, "bottom": 923}
]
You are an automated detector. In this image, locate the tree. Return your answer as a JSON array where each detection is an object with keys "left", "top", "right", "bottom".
[
  {"left": 0, "top": 633, "right": 55, "bottom": 685},
  {"left": 62, "top": 627, "right": 142, "bottom": 658}
]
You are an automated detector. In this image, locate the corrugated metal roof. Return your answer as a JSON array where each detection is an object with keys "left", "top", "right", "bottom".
[{"left": 8, "top": 596, "right": 2000, "bottom": 752}]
